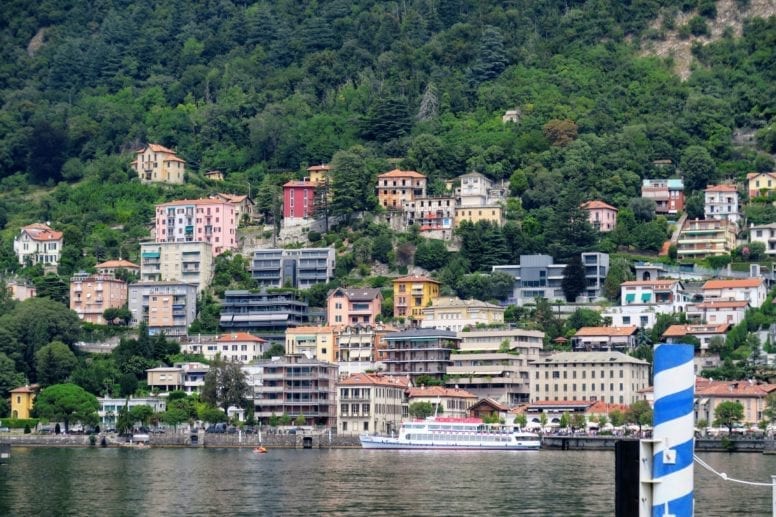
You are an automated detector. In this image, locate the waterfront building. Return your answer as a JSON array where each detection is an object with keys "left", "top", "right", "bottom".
[
  {"left": 97, "top": 396, "right": 166, "bottom": 428},
  {"left": 337, "top": 373, "right": 410, "bottom": 435},
  {"left": 407, "top": 386, "right": 477, "bottom": 418},
  {"left": 13, "top": 223, "right": 63, "bottom": 267},
  {"left": 468, "top": 398, "right": 511, "bottom": 422},
  {"left": 377, "top": 169, "right": 427, "bottom": 210},
  {"left": 446, "top": 328, "right": 544, "bottom": 406},
  {"left": 392, "top": 275, "right": 441, "bottom": 321},
  {"left": 571, "top": 326, "right": 638, "bottom": 351},
  {"left": 747, "top": 171, "right": 776, "bottom": 198},
  {"left": 249, "top": 248, "right": 335, "bottom": 289},
  {"left": 132, "top": 143, "right": 186, "bottom": 184},
  {"left": 140, "top": 241, "right": 213, "bottom": 292},
  {"left": 95, "top": 259, "right": 140, "bottom": 276},
  {"left": 285, "top": 326, "right": 337, "bottom": 363},
  {"left": 250, "top": 355, "right": 338, "bottom": 427},
  {"left": 701, "top": 277, "right": 767, "bottom": 308},
  {"left": 219, "top": 289, "right": 310, "bottom": 341},
  {"left": 749, "top": 223, "right": 776, "bottom": 256},
  {"left": 493, "top": 252, "right": 609, "bottom": 306},
  {"left": 9, "top": 384, "right": 39, "bottom": 419},
  {"left": 694, "top": 378, "right": 776, "bottom": 425},
  {"left": 154, "top": 198, "right": 237, "bottom": 256},
  {"left": 326, "top": 287, "right": 382, "bottom": 326},
  {"left": 69, "top": 272, "right": 128, "bottom": 325},
  {"left": 522, "top": 399, "right": 630, "bottom": 429},
  {"left": 531, "top": 351, "right": 649, "bottom": 405},
  {"left": 676, "top": 218, "right": 737, "bottom": 258},
  {"left": 580, "top": 200, "right": 617, "bottom": 232},
  {"left": 641, "top": 178, "right": 685, "bottom": 214},
  {"left": 420, "top": 296, "right": 504, "bottom": 332},
  {"left": 336, "top": 324, "right": 395, "bottom": 376},
  {"left": 128, "top": 281, "right": 198, "bottom": 336},
  {"left": 381, "top": 328, "right": 460, "bottom": 381},
  {"left": 145, "top": 362, "right": 209, "bottom": 394},
  {"left": 704, "top": 184, "right": 740, "bottom": 226}
]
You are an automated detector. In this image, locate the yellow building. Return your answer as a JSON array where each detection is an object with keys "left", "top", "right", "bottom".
[
  {"left": 747, "top": 172, "right": 776, "bottom": 198},
  {"left": 10, "top": 385, "right": 39, "bottom": 419},
  {"left": 285, "top": 326, "right": 337, "bottom": 363},
  {"left": 454, "top": 205, "right": 504, "bottom": 227},
  {"left": 420, "top": 296, "right": 505, "bottom": 332},
  {"left": 132, "top": 143, "right": 186, "bottom": 184},
  {"left": 392, "top": 275, "right": 441, "bottom": 321},
  {"left": 307, "top": 164, "right": 331, "bottom": 186}
]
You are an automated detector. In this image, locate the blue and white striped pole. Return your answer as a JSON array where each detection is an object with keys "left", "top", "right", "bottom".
[{"left": 652, "top": 343, "right": 695, "bottom": 517}]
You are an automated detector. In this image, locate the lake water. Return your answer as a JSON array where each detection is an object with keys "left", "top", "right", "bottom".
[{"left": 0, "top": 447, "right": 774, "bottom": 516}]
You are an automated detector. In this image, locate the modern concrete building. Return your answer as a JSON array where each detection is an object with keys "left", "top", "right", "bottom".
[
  {"left": 250, "top": 355, "right": 338, "bottom": 427},
  {"left": 446, "top": 328, "right": 544, "bottom": 405},
  {"left": 285, "top": 326, "right": 337, "bottom": 363},
  {"left": 219, "top": 289, "right": 310, "bottom": 340},
  {"left": 704, "top": 184, "right": 739, "bottom": 226},
  {"left": 146, "top": 362, "right": 209, "bottom": 393},
  {"left": 140, "top": 241, "right": 214, "bottom": 292},
  {"left": 392, "top": 275, "right": 441, "bottom": 321},
  {"left": 493, "top": 252, "right": 609, "bottom": 305},
  {"left": 132, "top": 143, "right": 186, "bottom": 184},
  {"left": 337, "top": 373, "right": 410, "bottom": 435},
  {"left": 531, "top": 351, "right": 650, "bottom": 405},
  {"left": 155, "top": 198, "right": 237, "bottom": 256},
  {"left": 381, "top": 328, "right": 460, "bottom": 381},
  {"left": 326, "top": 287, "right": 382, "bottom": 326},
  {"left": 128, "top": 281, "right": 198, "bottom": 336},
  {"left": 13, "top": 223, "right": 63, "bottom": 267},
  {"left": 336, "top": 325, "right": 393, "bottom": 376},
  {"left": 676, "top": 219, "right": 737, "bottom": 259},
  {"left": 420, "top": 296, "right": 504, "bottom": 332},
  {"left": 641, "top": 178, "right": 685, "bottom": 214},
  {"left": 249, "top": 248, "right": 335, "bottom": 289},
  {"left": 69, "top": 272, "right": 128, "bottom": 325}
]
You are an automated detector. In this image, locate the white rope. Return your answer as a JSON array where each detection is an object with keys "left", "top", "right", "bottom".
[{"left": 694, "top": 454, "right": 775, "bottom": 487}]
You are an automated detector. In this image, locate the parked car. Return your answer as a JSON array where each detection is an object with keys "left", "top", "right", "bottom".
[
  {"left": 226, "top": 426, "right": 238, "bottom": 434},
  {"left": 0, "top": 427, "right": 9, "bottom": 433},
  {"left": 205, "top": 423, "right": 227, "bottom": 433}
]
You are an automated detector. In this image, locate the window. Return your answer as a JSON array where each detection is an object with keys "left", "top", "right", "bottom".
[
  {"left": 363, "top": 422, "right": 369, "bottom": 431},
  {"left": 342, "top": 422, "right": 348, "bottom": 431}
]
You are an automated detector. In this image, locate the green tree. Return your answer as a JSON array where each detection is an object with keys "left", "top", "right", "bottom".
[
  {"left": 629, "top": 198, "right": 656, "bottom": 222},
  {"left": 128, "top": 405, "right": 154, "bottom": 427},
  {"left": 714, "top": 401, "right": 744, "bottom": 435},
  {"left": 609, "top": 409, "right": 625, "bottom": 427},
  {"left": 566, "top": 308, "right": 602, "bottom": 331},
  {"left": 603, "top": 257, "right": 634, "bottom": 302},
  {"left": 561, "top": 255, "right": 586, "bottom": 303},
  {"left": 294, "top": 413, "right": 306, "bottom": 426},
  {"left": 34, "top": 341, "right": 78, "bottom": 387},
  {"left": 201, "top": 360, "right": 250, "bottom": 413},
  {"left": 571, "top": 413, "right": 587, "bottom": 432},
  {"left": 625, "top": 400, "right": 653, "bottom": 433},
  {"left": 35, "top": 383, "right": 99, "bottom": 432},
  {"left": 0, "top": 352, "right": 25, "bottom": 398},
  {"left": 414, "top": 239, "right": 449, "bottom": 271},
  {"left": 330, "top": 145, "right": 380, "bottom": 220},
  {"left": 514, "top": 413, "right": 527, "bottom": 428},
  {"left": 199, "top": 406, "right": 227, "bottom": 424},
  {"left": 469, "top": 25, "right": 507, "bottom": 84},
  {"left": 559, "top": 412, "right": 570, "bottom": 429},
  {"left": 409, "top": 401, "right": 442, "bottom": 419},
  {"left": 118, "top": 373, "right": 138, "bottom": 397},
  {"left": 680, "top": 145, "right": 717, "bottom": 192},
  {"left": 161, "top": 407, "right": 189, "bottom": 430}
]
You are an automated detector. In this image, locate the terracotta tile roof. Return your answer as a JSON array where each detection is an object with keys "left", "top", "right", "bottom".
[
  {"left": 695, "top": 300, "right": 749, "bottom": 309},
  {"left": 620, "top": 280, "right": 680, "bottom": 289},
  {"left": 746, "top": 172, "right": 776, "bottom": 180},
  {"left": 156, "top": 198, "right": 233, "bottom": 207},
  {"left": 662, "top": 324, "right": 730, "bottom": 337},
  {"left": 393, "top": 275, "right": 441, "bottom": 284},
  {"left": 135, "top": 144, "right": 186, "bottom": 162},
  {"left": 529, "top": 400, "right": 593, "bottom": 408},
  {"left": 285, "top": 326, "right": 335, "bottom": 334},
  {"left": 22, "top": 223, "right": 63, "bottom": 241},
  {"left": 407, "top": 386, "right": 477, "bottom": 399},
  {"left": 307, "top": 164, "right": 331, "bottom": 172},
  {"left": 378, "top": 168, "right": 426, "bottom": 179},
  {"left": 696, "top": 378, "right": 776, "bottom": 397},
  {"left": 587, "top": 401, "right": 629, "bottom": 414},
  {"left": 339, "top": 373, "right": 411, "bottom": 388},
  {"left": 704, "top": 184, "right": 737, "bottom": 192},
  {"left": 580, "top": 200, "right": 617, "bottom": 211},
  {"left": 96, "top": 259, "right": 139, "bottom": 269},
  {"left": 702, "top": 278, "right": 764, "bottom": 289},
  {"left": 215, "top": 193, "right": 249, "bottom": 203},
  {"left": 469, "top": 397, "right": 510, "bottom": 412},
  {"left": 217, "top": 332, "right": 266, "bottom": 343},
  {"left": 283, "top": 180, "right": 317, "bottom": 188},
  {"left": 10, "top": 384, "right": 40, "bottom": 394},
  {"left": 574, "top": 326, "right": 637, "bottom": 337}
]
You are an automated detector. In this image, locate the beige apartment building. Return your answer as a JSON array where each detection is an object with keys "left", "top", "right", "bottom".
[
  {"left": 140, "top": 241, "right": 214, "bottom": 292},
  {"left": 132, "top": 143, "right": 186, "bottom": 184},
  {"left": 337, "top": 373, "right": 410, "bottom": 435},
  {"left": 531, "top": 351, "right": 650, "bottom": 405},
  {"left": 69, "top": 273, "right": 128, "bottom": 324},
  {"left": 420, "top": 296, "right": 505, "bottom": 331},
  {"left": 284, "top": 326, "right": 337, "bottom": 363}
]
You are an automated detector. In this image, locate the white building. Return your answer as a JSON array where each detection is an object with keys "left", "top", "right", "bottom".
[
  {"left": 749, "top": 223, "right": 776, "bottom": 256},
  {"left": 13, "top": 223, "right": 63, "bottom": 267},
  {"left": 337, "top": 373, "right": 410, "bottom": 435},
  {"left": 572, "top": 326, "right": 638, "bottom": 351},
  {"left": 686, "top": 300, "right": 749, "bottom": 326},
  {"left": 662, "top": 324, "right": 731, "bottom": 352},
  {"left": 701, "top": 278, "right": 767, "bottom": 308},
  {"left": 704, "top": 184, "right": 739, "bottom": 226},
  {"left": 531, "top": 351, "right": 650, "bottom": 405},
  {"left": 181, "top": 332, "right": 269, "bottom": 363},
  {"left": 97, "top": 396, "right": 167, "bottom": 428}
]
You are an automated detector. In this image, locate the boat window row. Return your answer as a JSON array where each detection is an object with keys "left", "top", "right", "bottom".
[{"left": 405, "top": 434, "right": 515, "bottom": 442}]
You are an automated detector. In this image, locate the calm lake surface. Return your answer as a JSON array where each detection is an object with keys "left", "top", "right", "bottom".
[{"left": 0, "top": 447, "right": 774, "bottom": 516}]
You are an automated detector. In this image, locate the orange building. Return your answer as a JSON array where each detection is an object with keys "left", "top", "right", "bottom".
[
  {"left": 392, "top": 275, "right": 441, "bottom": 321},
  {"left": 70, "top": 273, "right": 128, "bottom": 325},
  {"left": 377, "top": 169, "right": 427, "bottom": 210}
]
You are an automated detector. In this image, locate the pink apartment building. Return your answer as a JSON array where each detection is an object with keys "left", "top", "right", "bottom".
[
  {"left": 70, "top": 273, "right": 128, "bottom": 324},
  {"left": 327, "top": 287, "right": 383, "bottom": 326},
  {"left": 580, "top": 200, "right": 618, "bottom": 232},
  {"left": 155, "top": 199, "right": 237, "bottom": 256}
]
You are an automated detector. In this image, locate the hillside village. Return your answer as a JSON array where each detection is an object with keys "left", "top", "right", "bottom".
[{"left": 0, "top": 1, "right": 775, "bottom": 435}]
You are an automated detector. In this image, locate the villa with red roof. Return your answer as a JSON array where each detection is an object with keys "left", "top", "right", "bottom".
[
  {"left": 337, "top": 373, "right": 411, "bottom": 435},
  {"left": 695, "top": 378, "right": 776, "bottom": 425},
  {"left": 13, "top": 223, "right": 63, "bottom": 267},
  {"left": 701, "top": 277, "right": 767, "bottom": 308},
  {"left": 95, "top": 259, "right": 140, "bottom": 276},
  {"left": 307, "top": 164, "right": 331, "bottom": 185},
  {"left": 181, "top": 332, "right": 267, "bottom": 363},
  {"left": 580, "top": 200, "right": 617, "bottom": 232},
  {"left": 662, "top": 323, "right": 731, "bottom": 351},
  {"left": 132, "top": 143, "right": 186, "bottom": 184},
  {"left": 686, "top": 299, "right": 749, "bottom": 326},
  {"left": 571, "top": 326, "right": 638, "bottom": 351},
  {"left": 377, "top": 169, "right": 427, "bottom": 210}
]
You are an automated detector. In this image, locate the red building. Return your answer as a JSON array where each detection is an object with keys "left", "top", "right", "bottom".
[{"left": 283, "top": 180, "right": 317, "bottom": 220}]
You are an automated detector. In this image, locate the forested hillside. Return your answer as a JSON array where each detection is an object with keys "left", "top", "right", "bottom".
[{"left": 0, "top": 0, "right": 773, "bottom": 271}]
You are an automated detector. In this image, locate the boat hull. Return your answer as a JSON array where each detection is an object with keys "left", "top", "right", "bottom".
[{"left": 360, "top": 435, "right": 540, "bottom": 450}]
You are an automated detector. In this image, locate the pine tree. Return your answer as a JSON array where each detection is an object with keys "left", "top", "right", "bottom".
[
  {"left": 469, "top": 26, "right": 507, "bottom": 84},
  {"left": 561, "top": 255, "right": 587, "bottom": 303}
]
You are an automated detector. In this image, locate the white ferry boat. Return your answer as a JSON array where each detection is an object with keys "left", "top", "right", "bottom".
[{"left": 360, "top": 417, "right": 541, "bottom": 450}]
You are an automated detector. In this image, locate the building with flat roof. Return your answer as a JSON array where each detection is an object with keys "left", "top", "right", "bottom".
[
  {"left": 154, "top": 198, "right": 237, "bottom": 256},
  {"left": 641, "top": 178, "right": 684, "bottom": 214},
  {"left": 128, "top": 281, "right": 198, "bottom": 336},
  {"left": 531, "top": 351, "right": 649, "bottom": 405},
  {"left": 381, "top": 328, "right": 460, "bottom": 381},
  {"left": 676, "top": 219, "right": 737, "bottom": 259},
  {"left": 337, "top": 373, "right": 410, "bottom": 435},
  {"left": 572, "top": 326, "right": 638, "bottom": 351},
  {"left": 146, "top": 362, "right": 209, "bottom": 394},
  {"left": 392, "top": 275, "right": 441, "bottom": 321},
  {"left": 97, "top": 396, "right": 166, "bottom": 428},
  {"left": 70, "top": 272, "right": 128, "bottom": 325},
  {"left": 420, "top": 296, "right": 504, "bottom": 332},
  {"left": 704, "top": 184, "right": 739, "bottom": 226},
  {"left": 249, "top": 248, "right": 335, "bottom": 289},
  {"left": 140, "top": 241, "right": 213, "bottom": 292},
  {"left": 285, "top": 326, "right": 337, "bottom": 363},
  {"left": 219, "top": 289, "right": 309, "bottom": 341}
]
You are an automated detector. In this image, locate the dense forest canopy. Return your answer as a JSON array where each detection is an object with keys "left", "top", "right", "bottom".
[{"left": 0, "top": 0, "right": 771, "bottom": 273}]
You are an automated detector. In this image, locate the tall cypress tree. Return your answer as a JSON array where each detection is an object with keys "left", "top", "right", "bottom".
[{"left": 561, "top": 254, "right": 587, "bottom": 303}]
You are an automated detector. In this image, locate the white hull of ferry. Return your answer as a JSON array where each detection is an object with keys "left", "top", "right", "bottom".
[{"left": 360, "top": 435, "right": 541, "bottom": 450}]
